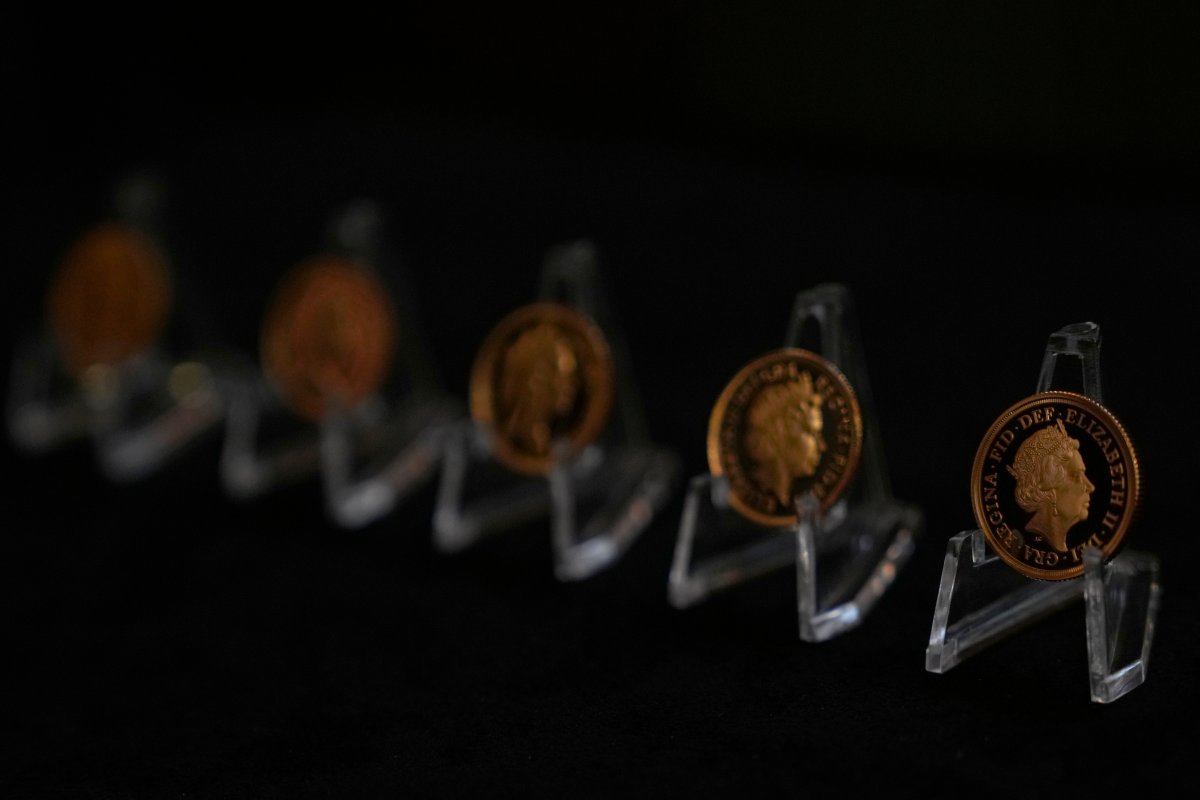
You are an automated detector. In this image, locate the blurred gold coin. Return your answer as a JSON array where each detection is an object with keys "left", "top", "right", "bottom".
[
  {"left": 970, "top": 391, "right": 1140, "bottom": 580},
  {"left": 708, "top": 348, "right": 863, "bottom": 526},
  {"left": 46, "top": 224, "right": 172, "bottom": 376},
  {"left": 260, "top": 256, "right": 397, "bottom": 421},
  {"left": 470, "top": 301, "right": 614, "bottom": 475}
]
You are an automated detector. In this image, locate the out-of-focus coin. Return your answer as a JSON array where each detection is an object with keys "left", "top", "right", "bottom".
[
  {"left": 470, "top": 301, "right": 614, "bottom": 475},
  {"left": 708, "top": 348, "right": 863, "bottom": 526},
  {"left": 970, "top": 391, "right": 1140, "bottom": 580},
  {"left": 46, "top": 223, "right": 172, "bottom": 377},
  {"left": 260, "top": 256, "right": 397, "bottom": 422}
]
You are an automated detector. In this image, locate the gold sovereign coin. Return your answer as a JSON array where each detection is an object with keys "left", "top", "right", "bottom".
[
  {"left": 470, "top": 301, "right": 614, "bottom": 475},
  {"left": 260, "top": 256, "right": 397, "bottom": 422},
  {"left": 46, "top": 223, "right": 172, "bottom": 377},
  {"left": 970, "top": 391, "right": 1140, "bottom": 580},
  {"left": 708, "top": 348, "right": 863, "bottom": 526}
]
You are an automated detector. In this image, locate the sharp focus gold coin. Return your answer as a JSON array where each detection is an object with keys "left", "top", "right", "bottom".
[
  {"left": 46, "top": 223, "right": 172, "bottom": 377},
  {"left": 470, "top": 301, "right": 614, "bottom": 475},
  {"left": 708, "top": 348, "right": 863, "bottom": 526},
  {"left": 970, "top": 391, "right": 1140, "bottom": 580},
  {"left": 260, "top": 256, "right": 397, "bottom": 422}
]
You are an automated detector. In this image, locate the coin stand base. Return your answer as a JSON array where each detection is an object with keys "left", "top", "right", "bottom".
[
  {"left": 320, "top": 394, "right": 459, "bottom": 529},
  {"left": 924, "top": 321, "right": 1162, "bottom": 703},
  {"left": 8, "top": 335, "right": 224, "bottom": 482},
  {"left": 220, "top": 377, "right": 326, "bottom": 498},
  {"left": 220, "top": 377, "right": 453, "bottom": 527},
  {"left": 668, "top": 283, "right": 922, "bottom": 641},
  {"left": 433, "top": 422, "right": 678, "bottom": 581},
  {"left": 432, "top": 239, "right": 680, "bottom": 581},
  {"left": 925, "top": 529, "right": 1161, "bottom": 703},
  {"left": 669, "top": 476, "right": 919, "bottom": 641}
]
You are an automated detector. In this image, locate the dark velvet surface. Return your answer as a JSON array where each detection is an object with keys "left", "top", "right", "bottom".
[{"left": 5, "top": 6, "right": 1198, "bottom": 796}]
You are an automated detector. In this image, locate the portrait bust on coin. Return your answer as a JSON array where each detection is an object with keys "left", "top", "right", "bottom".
[
  {"left": 1007, "top": 419, "right": 1095, "bottom": 552},
  {"left": 260, "top": 256, "right": 397, "bottom": 422},
  {"left": 497, "top": 321, "right": 581, "bottom": 457},
  {"left": 708, "top": 348, "right": 862, "bottom": 526},
  {"left": 745, "top": 371, "right": 827, "bottom": 508},
  {"left": 470, "top": 302, "right": 614, "bottom": 475}
]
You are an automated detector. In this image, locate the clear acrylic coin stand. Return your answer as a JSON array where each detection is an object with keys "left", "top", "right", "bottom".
[
  {"left": 219, "top": 200, "right": 459, "bottom": 528},
  {"left": 433, "top": 240, "right": 680, "bottom": 581},
  {"left": 668, "top": 283, "right": 923, "bottom": 642},
  {"left": 6, "top": 172, "right": 225, "bottom": 482},
  {"left": 925, "top": 322, "right": 1162, "bottom": 703}
]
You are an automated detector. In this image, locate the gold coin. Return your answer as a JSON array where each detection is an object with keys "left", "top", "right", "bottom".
[
  {"left": 970, "top": 391, "right": 1140, "bottom": 580},
  {"left": 260, "top": 256, "right": 397, "bottom": 422},
  {"left": 470, "top": 301, "right": 614, "bottom": 476},
  {"left": 46, "top": 223, "right": 172, "bottom": 377},
  {"left": 708, "top": 348, "right": 863, "bottom": 526}
]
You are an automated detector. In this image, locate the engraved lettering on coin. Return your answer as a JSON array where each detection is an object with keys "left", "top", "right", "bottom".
[
  {"left": 470, "top": 302, "right": 614, "bottom": 475},
  {"left": 46, "top": 224, "right": 172, "bottom": 377},
  {"left": 708, "top": 348, "right": 863, "bottom": 526},
  {"left": 260, "top": 257, "right": 397, "bottom": 422},
  {"left": 971, "top": 391, "right": 1140, "bottom": 580}
]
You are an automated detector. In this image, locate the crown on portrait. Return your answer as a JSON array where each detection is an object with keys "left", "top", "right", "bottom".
[
  {"left": 1006, "top": 418, "right": 1071, "bottom": 480},
  {"left": 748, "top": 369, "right": 822, "bottom": 428}
]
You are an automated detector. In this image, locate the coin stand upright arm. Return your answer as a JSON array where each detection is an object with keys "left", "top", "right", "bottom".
[
  {"left": 219, "top": 201, "right": 459, "bottom": 527},
  {"left": 669, "top": 283, "right": 922, "bottom": 642},
  {"left": 7, "top": 172, "right": 226, "bottom": 482},
  {"left": 924, "top": 322, "right": 1161, "bottom": 703},
  {"left": 432, "top": 240, "right": 680, "bottom": 581}
]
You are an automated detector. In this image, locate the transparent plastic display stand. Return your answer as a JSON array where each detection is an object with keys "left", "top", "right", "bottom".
[
  {"left": 433, "top": 240, "right": 680, "bottom": 581},
  {"left": 925, "top": 322, "right": 1162, "bottom": 703},
  {"left": 669, "top": 283, "right": 923, "bottom": 642},
  {"left": 220, "top": 200, "right": 459, "bottom": 528},
  {"left": 6, "top": 173, "right": 225, "bottom": 482}
]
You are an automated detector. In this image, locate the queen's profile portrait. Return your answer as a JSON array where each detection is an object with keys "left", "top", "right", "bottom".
[
  {"left": 499, "top": 323, "right": 580, "bottom": 455},
  {"left": 1006, "top": 419, "right": 1095, "bottom": 552},
  {"left": 744, "top": 372, "right": 826, "bottom": 509}
]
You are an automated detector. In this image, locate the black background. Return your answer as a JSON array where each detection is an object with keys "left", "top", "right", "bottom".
[{"left": 5, "top": 5, "right": 1198, "bottom": 796}]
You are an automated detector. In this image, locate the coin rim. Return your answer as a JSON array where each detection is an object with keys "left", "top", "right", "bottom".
[
  {"left": 469, "top": 300, "right": 615, "bottom": 476},
  {"left": 259, "top": 255, "right": 398, "bottom": 421},
  {"left": 969, "top": 390, "right": 1141, "bottom": 581},
  {"left": 707, "top": 346, "right": 864, "bottom": 526}
]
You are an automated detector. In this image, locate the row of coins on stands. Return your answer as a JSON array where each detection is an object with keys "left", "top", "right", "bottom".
[{"left": 35, "top": 220, "right": 1140, "bottom": 581}]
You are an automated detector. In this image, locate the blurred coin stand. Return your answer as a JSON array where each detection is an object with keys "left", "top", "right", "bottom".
[
  {"left": 433, "top": 240, "right": 680, "bottom": 581},
  {"left": 925, "top": 322, "right": 1161, "bottom": 703},
  {"left": 7, "top": 172, "right": 226, "bottom": 481},
  {"left": 669, "top": 283, "right": 922, "bottom": 642},
  {"left": 219, "top": 201, "right": 459, "bottom": 528}
]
